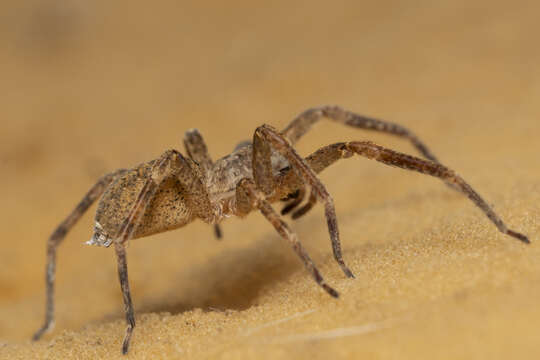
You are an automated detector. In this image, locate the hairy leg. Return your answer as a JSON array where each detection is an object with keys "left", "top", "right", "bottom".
[
  {"left": 288, "top": 141, "right": 528, "bottom": 243},
  {"left": 183, "top": 129, "right": 223, "bottom": 239},
  {"left": 279, "top": 106, "right": 443, "bottom": 217},
  {"left": 252, "top": 124, "right": 354, "bottom": 278},
  {"left": 184, "top": 129, "right": 213, "bottom": 176},
  {"left": 282, "top": 105, "right": 440, "bottom": 162},
  {"left": 113, "top": 149, "right": 211, "bottom": 354},
  {"left": 33, "top": 169, "right": 125, "bottom": 341},
  {"left": 115, "top": 242, "right": 134, "bottom": 355},
  {"left": 236, "top": 178, "right": 339, "bottom": 297}
]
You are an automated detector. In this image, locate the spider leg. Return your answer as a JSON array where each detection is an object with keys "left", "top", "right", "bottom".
[
  {"left": 282, "top": 105, "right": 440, "bottom": 162},
  {"left": 295, "top": 141, "right": 529, "bottom": 243},
  {"left": 183, "top": 129, "right": 223, "bottom": 240},
  {"left": 252, "top": 124, "right": 354, "bottom": 278},
  {"left": 278, "top": 106, "right": 445, "bottom": 218},
  {"left": 236, "top": 178, "right": 339, "bottom": 298},
  {"left": 184, "top": 129, "right": 213, "bottom": 175},
  {"left": 114, "top": 242, "right": 134, "bottom": 355},
  {"left": 33, "top": 169, "right": 125, "bottom": 342},
  {"left": 114, "top": 149, "right": 212, "bottom": 354}
]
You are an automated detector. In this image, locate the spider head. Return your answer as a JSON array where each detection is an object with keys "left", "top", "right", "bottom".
[{"left": 86, "top": 221, "right": 113, "bottom": 247}]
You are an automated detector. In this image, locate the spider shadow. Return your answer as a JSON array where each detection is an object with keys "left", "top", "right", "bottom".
[
  {"left": 135, "top": 188, "right": 449, "bottom": 317},
  {"left": 136, "top": 223, "right": 315, "bottom": 316}
]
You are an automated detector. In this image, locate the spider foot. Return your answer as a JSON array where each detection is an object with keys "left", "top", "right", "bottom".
[
  {"left": 340, "top": 264, "right": 355, "bottom": 279},
  {"left": 121, "top": 324, "right": 134, "bottom": 355},
  {"left": 506, "top": 229, "right": 530, "bottom": 244},
  {"left": 322, "top": 283, "right": 340, "bottom": 298},
  {"left": 32, "top": 319, "right": 55, "bottom": 341}
]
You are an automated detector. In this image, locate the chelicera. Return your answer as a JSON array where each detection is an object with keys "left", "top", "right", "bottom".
[{"left": 32, "top": 106, "right": 528, "bottom": 354}]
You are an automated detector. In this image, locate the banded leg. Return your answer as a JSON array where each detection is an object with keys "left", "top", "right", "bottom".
[
  {"left": 183, "top": 129, "right": 223, "bottom": 239},
  {"left": 236, "top": 178, "right": 339, "bottom": 297},
  {"left": 252, "top": 124, "right": 354, "bottom": 278},
  {"left": 280, "top": 106, "right": 442, "bottom": 217},
  {"left": 290, "top": 141, "right": 528, "bottom": 243},
  {"left": 33, "top": 170, "right": 125, "bottom": 341},
  {"left": 114, "top": 149, "right": 211, "bottom": 354},
  {"left": 282, "top": 105, "right": 440, "bottom": 162},
  {"left": 115, "top": 242, "right": 134, "bottom": 355}
]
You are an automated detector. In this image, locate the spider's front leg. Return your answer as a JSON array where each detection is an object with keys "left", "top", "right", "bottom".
[
  {"left": 247, "top": 124, "right": 354, "bottom": 289},
  {"left": 297, "top": 141, "right": 529, "bottom": 243},
  {"left": 283, "top": 105, "right": 440, "bottom": 162},
  {"left": 112, "top": 149, "right": 211, "bottom": 354},
  {"left": 235, "top": 178, "right": 338, "bottom": 298},
  {"left": 279, "top": 106, "right": 443, "bottom": 218}
]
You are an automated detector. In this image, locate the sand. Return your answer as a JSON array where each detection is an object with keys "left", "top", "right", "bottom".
[{"left": 1, "top": 1, "right": 539, "bottom": 359}]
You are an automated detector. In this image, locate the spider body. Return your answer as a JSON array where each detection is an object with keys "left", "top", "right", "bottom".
[
  {"left": 89, "top": 142, "right": 293, "bottom": 246},
  {"left": 33, "top": 106, "right": 529, "bottom": 354}
]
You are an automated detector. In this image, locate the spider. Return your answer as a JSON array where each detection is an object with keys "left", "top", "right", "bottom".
[{"left": 32, "top": 106, "right": 529, "bottom": 354}]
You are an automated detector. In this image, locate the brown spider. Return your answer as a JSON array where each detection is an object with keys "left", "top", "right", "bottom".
[{"left": 32, "top": 106, "right": 529, "bottom": 354}]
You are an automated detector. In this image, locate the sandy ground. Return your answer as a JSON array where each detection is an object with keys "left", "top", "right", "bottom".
[{"left": 1, "top": 1, "right": 539, "bottom": 359}]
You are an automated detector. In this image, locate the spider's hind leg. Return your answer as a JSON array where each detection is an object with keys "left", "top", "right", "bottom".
[
  {"left": 301, "top": 141, "right": 529, "bottom": 244},
  {"left": 113, "top": 149, "right": 212, "bottom": 354},
  {"left": 33, "top": 169, "right": 125, "bottom": 342}
]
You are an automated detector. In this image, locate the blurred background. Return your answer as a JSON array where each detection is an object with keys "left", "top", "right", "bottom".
[{"left": 1, "top": 0, "right": 539, "bottom": 359}]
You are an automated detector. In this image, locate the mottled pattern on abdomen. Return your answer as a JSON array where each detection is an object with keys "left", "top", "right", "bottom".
[{"left": 95, "top": 162, "right": 194, "bottom": 241}]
